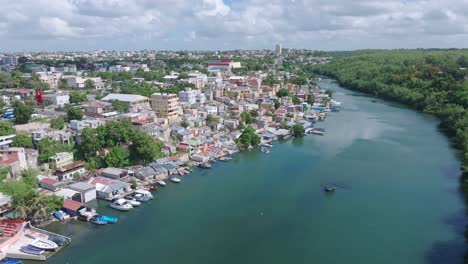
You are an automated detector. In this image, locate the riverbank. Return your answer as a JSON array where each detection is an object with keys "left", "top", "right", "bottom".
[{"left": 34, "top": 78, "right": 465, "bottom": 264}]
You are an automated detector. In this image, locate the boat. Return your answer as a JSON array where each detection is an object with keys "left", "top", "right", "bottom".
[
  {"left": 1, "top": 258, "right": 22, "bottom": 264},
  {"left": 90, "top": 216, "right": 108, "bottom": 225},
  {"left": 78, "top": 207, "right": 97, "bottom": 221},
  {"left": 52, "top": 210, "right": 69, "bottom": 221},
  {"left": 170, "top": 177, "right": 181, "bottom": 183},
  {"left": 134, "top": 189, "right": 154, "bottom": 199},
  {"left": 123, "top": 197, "right": 141, "bottom": 207},
  {"left": 100, "top": 215, "right": 118, "bottom": 224},
  {"left": 20, "top": 246, "right": 44, "bottom": 255},
  {"left": 109, "top": 198, "right": 133, "bottom": 211},
  {"left": 29, "top": 238, "right": 59, "bottom": 250},
  {"left": 324, "top": 186, "right": 335, "bottom": 192},
  {"left": 261, "top": 147, "right": 270, "bottom": 154},
  {"left": 198, "top": 162, "right": 212, "bottom": 169},
  {"left": 260, "top": 143, "right": 273, "bottom": 148},
  {"left": 157, "top": 180, "right": 167, "bottom": 186},
  {"left": 219, "top": 156, "right": 232, "bottom": 161},
  {"left": 308, "top": 129, "right": 324, "bottom": 136}
]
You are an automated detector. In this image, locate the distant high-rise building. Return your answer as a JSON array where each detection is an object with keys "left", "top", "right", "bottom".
[
  {"left": 275, "top": 44, "right": 282, "bottom": 55},
  {"left": 2, "top": 56, "right": 18, "bottom": 66}
]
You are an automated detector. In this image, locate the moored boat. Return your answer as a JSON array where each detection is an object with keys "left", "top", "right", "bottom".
[
  {"left": 261, "top": 147, "right": 270, "bottom": 154},
  {"left": 134, "top": 189, "right": 154, "bottom": 199},
  {"left": 219, "top": 156, "right": 232, "bottom": 161},
  {"left": 324, "top": 186, "right": 335, "bottom": 192},
  {"left": 198, "top": 162, "right": 212, "bottom": 169},
  {"left": 100, "top": 215, "right": 118, "bottom": 224},
  {"left": 157, "top": 180, "right": 167, "bottom": 186},
  {"left": 20, "top": 246, "right": 44, "bottom": 255},
  {"left": 29, "top": 238, "right": 59, "bottom": 250},
  {"left": 90, "top": 215, "right": 108, "bottom": 225},
  {"left": 0, "top": 258, "right": 23, "bottom": 264},
  {"left": 170, "top": 177, "right": 181, "bottom": 183},
  {"left": 123, "top": 197, "right": 141, "bottom": 207},
  {"left": 109, "top": 198, "right": 133, "bottom": 211}
]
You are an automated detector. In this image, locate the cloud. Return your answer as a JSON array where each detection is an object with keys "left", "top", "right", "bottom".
[{"left": 0, "top": 0, "right": 467, "bottom": 51}]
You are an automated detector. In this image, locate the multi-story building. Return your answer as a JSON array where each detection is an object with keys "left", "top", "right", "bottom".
[
  {"left": 151, "top": 93, "right": 180, "bottom": 120},
  {"left": 101, "top": 93, "right": 151, "bottom": 111},
  {"left": 2, "top": 56, "right": 18, "bottom": 66},
  {"left": 179, "top": 89, "right": 206, "bottom": 105},
  {"left": 64, "top": 76, "right": 105, "bottom": 90}
]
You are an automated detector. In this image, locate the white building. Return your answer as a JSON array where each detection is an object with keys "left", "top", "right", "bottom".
[
  {"left": 2, "top": 56, "right": 18, "bottom": 66},
  {"left": 187, "top": 72, "right": 208, "bottom": 89},
  {"left": 65, "top": 76, "right": 105, "bottom": 90},
  {"left": 179, "top": 89, "right": 206, "bottom": 105},
  {"left": 42, "top": 93, "right": 70, "bottom": 106}
]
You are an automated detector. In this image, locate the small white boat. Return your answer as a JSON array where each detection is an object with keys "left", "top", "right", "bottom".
[
  {"left": 134, "top": 189, "right": 154, "bottom": 199},
  {"left": 109, "top": 198, "right": 133, "bottom": 211},
  {"left": 157, "top": 180, "right": 166, "bottom": 186},
  {"left": 30, "top": 238, "right": 59, "bottom": 250},
  {"left": 170, "top": 177, "right": 181, "bottom": 183},
  {"left": 123, "top": 197, "right": 141, "bottom": 207}
]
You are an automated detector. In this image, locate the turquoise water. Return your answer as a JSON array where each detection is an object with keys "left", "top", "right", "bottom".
[{"left": 41, "top": 79, "right": 464, "bottom": 264}]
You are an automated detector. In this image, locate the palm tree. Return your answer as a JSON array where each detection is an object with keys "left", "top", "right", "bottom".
[{"left": 13, "top": 204, "right": 29, "bottom": 220}]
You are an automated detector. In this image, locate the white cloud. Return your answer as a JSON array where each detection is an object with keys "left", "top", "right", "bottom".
[{"left": 0, "top": 0, "right": 467, "bottom": 50}]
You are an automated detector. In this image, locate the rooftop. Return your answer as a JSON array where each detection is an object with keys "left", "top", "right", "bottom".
[{"left": 101, "top": 93, "right": 148, "bottom": 102}]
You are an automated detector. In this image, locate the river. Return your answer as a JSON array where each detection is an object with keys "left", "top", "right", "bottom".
[{"left": 39, "top": 79, "right": 465, "bottom": 264}]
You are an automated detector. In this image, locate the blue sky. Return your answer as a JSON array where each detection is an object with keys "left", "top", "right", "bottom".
[{"left": 1, "top": 0, "right": 468, "bottom": 51}]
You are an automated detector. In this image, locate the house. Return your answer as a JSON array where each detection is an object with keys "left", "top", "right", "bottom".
[
  {"left": 88, "top": 176, "right": 131, "bottom": 200},
  {"left": 65, "top": 76, "right": 105, "bottom": 90},
  {"left": 49, "top": 152, "right": 74, "bottom": 170},
  {"left": 0, "top": 148, "right": 28, "bottom": 172},
  {"left": 98, "top": 167, "right": 128, "bottom": 179},
  {"left": 67, "top": 182, "right": 96, "bottom": 203},
  {"left": 61, "top": 199, "right": 86, "bottom": 217},
  {"left": 84, "top": 101, "right": 113, "bottom": 115},
  {"left": 148, "top": 163, "right": 170, "bottom": 180},
  {"left": 134, "top": 166, "right": 156, "bottom": 181},
  {"left": 42, "top": 92, "right": 70, "bottom": 106},
  {"left": 55, "top": 161, "right": 86, "bottom": 181},
  {"left": 101, "top": 93, "right": 151, "bottom": 111},
  {"left": 190, "top": 153, "right": 210, "bottom": 163},
  {"left": 55, "top": 188, "right": 83, "bottom": 202},
  {"left": 39, "top": 178, "right": 61, "bottom": 191},
  {"left": 31, "top": 129, "right": 71, "bottom": 147},
  {"left": 0, "top": 193, "right": 11, "bottom": 216}
]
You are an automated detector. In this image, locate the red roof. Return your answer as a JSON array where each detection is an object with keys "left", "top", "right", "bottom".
[
  {"left": 40, "top": 178, "right": 58, "bottom": 185},
  {"left": 63, "top": 199, "right": 86, "bottom": 211}
]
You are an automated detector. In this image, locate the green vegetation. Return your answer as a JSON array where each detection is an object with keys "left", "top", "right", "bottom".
[
  {"left": 12, "top": 133, "right": 33, "bottom": 148},
  {"left": 37, "top": 138, "right": 73, "bottom": 163},
  {"left": 69, "top": 91, "right": 87, "bottom": 104},
  {"left": 105, "top": 146, "right": 130, "bottom": 168},
  {"left": 274, "top": 99, "right": 281, "bottom": 109},
  {"left": 75, "top": 119, "right": 164, "bottom": 166},
  {"left": 0, "top": 169, "right": 63, "bottom": 221},
  {"left": 291, "top": 124, "right": 305, "bottom": 137},
  {"left": 236, "top": 126, "right": 260, "bottom": 149},
  {"left": 0, "top": 121, "right": 16, "bottom": 136},
  {"left": 50, "top": 117, "right": 65, "bottom": 130},
  {"left": 67, "top": 107, "right": 84, "bottom": 121},
  {"left": 292, "top": 96, "right": 302, "bottom": 105},
  {"left": 84, "top": 79, "right": 95, "bottom": 89},
  {"left": 240, "top": 111, "right": 255, "bottom": 124},
  {"left": 13, "top": 101, "right": 34, "bottom": 124},
  {"left": 110, "top": 99, "right": 129, "bottom": 113},
  {"left": 276, "top": 88, "right": 290, "bottom": 98}
]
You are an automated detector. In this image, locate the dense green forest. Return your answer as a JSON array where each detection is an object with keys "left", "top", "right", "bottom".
[{"left": 314, "top": 50, "right": 467, "bottom": 179}]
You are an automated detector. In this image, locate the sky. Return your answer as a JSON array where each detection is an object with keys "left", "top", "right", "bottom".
[{"left": 1, "top": 0, "right": 468, "bottom": 52}]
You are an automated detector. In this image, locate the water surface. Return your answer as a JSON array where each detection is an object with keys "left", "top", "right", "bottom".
[{"left": 41, "top": 79, "right": 464, "bottom": 264}]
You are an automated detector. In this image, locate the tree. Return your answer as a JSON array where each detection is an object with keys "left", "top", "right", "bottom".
[
  {"left": 111, "top": 99, "right": 129, "bottom": 113},
  {"left": 69, "top": 91, "right": 87, "bottom": 104},
  {"left": 130, "top": 179, "right": 138, "bottom": 189},
  {"left": 236, "top": 126, "right": 260, "bottom": 149},
  {"left": 13, "top": 133, "right": 33, "bottom": 148},
  {"left": 181, "top": 119, "right": 189, "bottom": 128},
  {"left": 12, "top": 101, "right": 34, "bottom": 124},
  {"left": 0, "top": 121, "right": 16, "bottom": 136},
  {"left": 50, "top": 117, "right": 65, "bottom": 130},
  {"left": 67, "top": 107, "right": 84, "bottom": 121},
  {"left": 21, "top": 169, "right": 39, "bottom": 188},
  {"left": 274, "top": 99, "right": 281, "bottom": 109},
  {"left": 325, "top": 89, "right": 334, "bottom": 98},
  {"left": 291, "top": 124, "right": 305, "bottom": 137},
  {"left": 276, "top": 88, "right": 290, "bottom": 98},
  {"left": 130, "top": 131, "right": 164, "bottom": 165},
  {"left": 292, "top": 96, "right": 301, "bottom": 105},
  {"left": 105, "top": 146, "right": 130, "bottom": 168},
  {"left": 240, "top": 112, "right": 255, "bottom": 124},
  {"left": 307, "top": 93, "right": 315, "bottom": 105},
  {"left": 84, "top": 79, "right": 95, "bottom": 90}
]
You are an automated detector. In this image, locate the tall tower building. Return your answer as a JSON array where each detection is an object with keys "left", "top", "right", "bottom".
[{"left": 275, "top": 44, "right": 282, "bottom": 56}]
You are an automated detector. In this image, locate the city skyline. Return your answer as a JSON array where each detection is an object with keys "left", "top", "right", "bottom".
[{"left": 1, "top": 0, "right": 468, "bottom": 52}]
